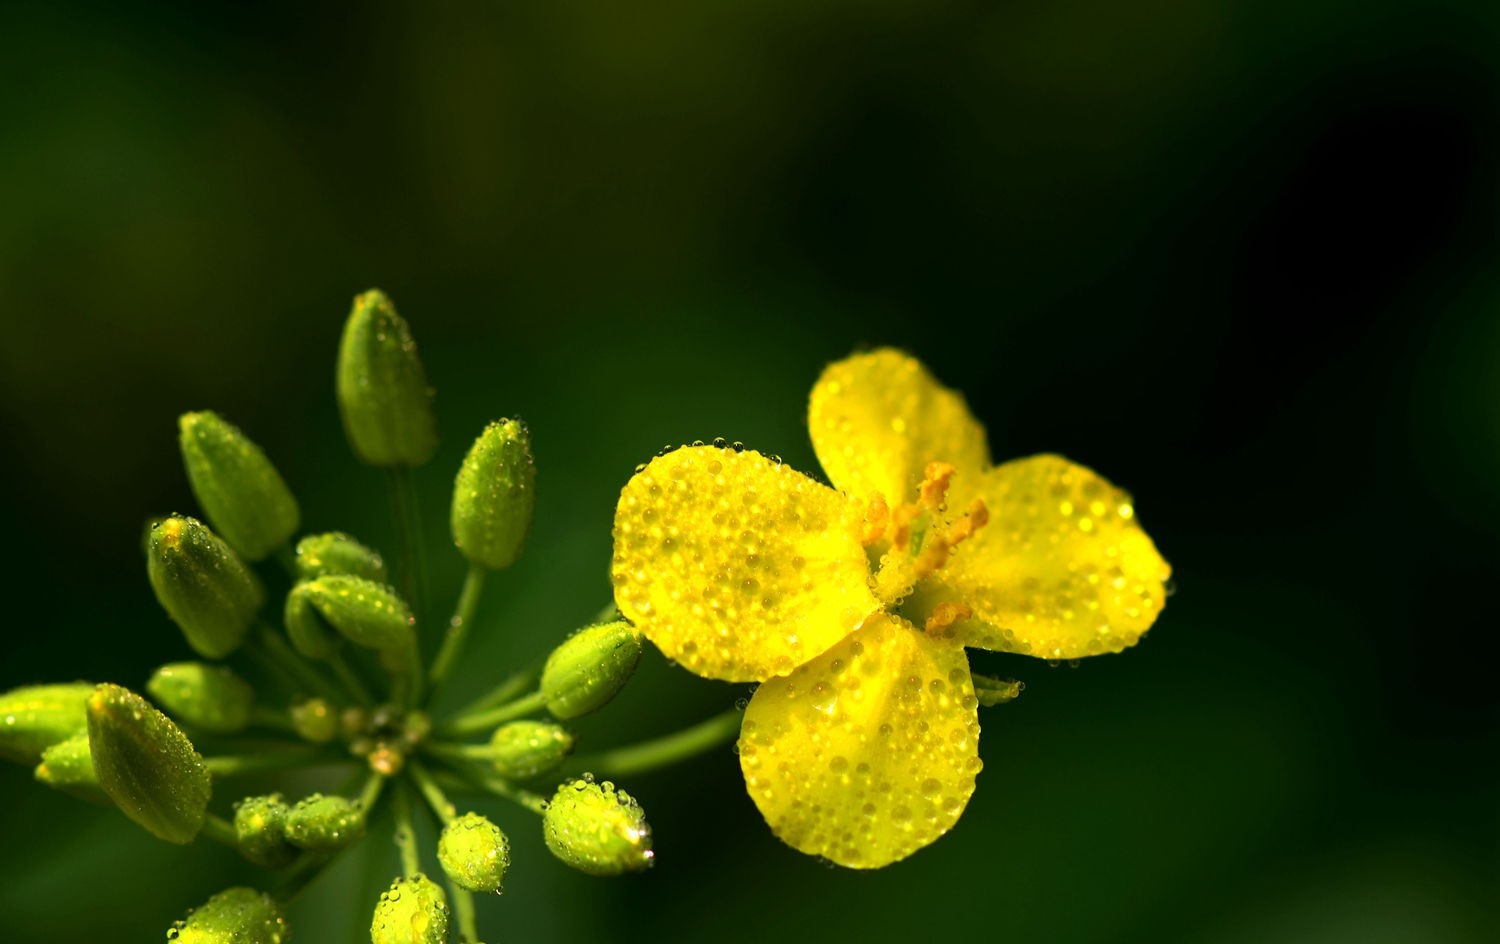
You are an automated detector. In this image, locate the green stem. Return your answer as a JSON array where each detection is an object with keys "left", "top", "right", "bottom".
[
  {"left": 564, "top": 707, "right": 743, "bottom": 778},
  {"left": 392, "top": 781, "right": 420, "bottom": 878},
  {"left": 427, "top": 563, "right": 487, "bottom": 698},
  {"left": 205, "top": 750, "right": 344, "bottom": 778},
  {"left": 386, "top": 466, "right": 428, "bottom": 633},
  {"left": 421, "top": 741, "right": 494, "bottom": 764},
  {"left": 327, "top": 652, "right": 377, "bottom": 708},
  {"left": 433, "top": 761, "right": 548, "bottom": 815},
  {"left": 274, "top": 851, "right": 333, "bottom": 905},
  {"left": 448, "top": 662, "right": 540, "bottom": 720},
  {"left": 358, "top": 771, "right": 387, "bottom": 811},
  {"left": 199, "top": 813, "right": 238, "bottom": 847},
  {"left": 252, "top": 626, "right": 345, "bottom": 704},
  {"left": 451, "top": 887, "right": 478, "bottom": 944},
  {"left": 407, "top": 761, "right": 455, "bottom": 824},
  {"left": 440, "top": 691, "right": 546, "bottom": 738}
]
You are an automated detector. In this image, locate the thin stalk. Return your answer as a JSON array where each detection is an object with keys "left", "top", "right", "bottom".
[
  {"left": 431, "top": 761, "right": 548, "bottom": 815},
  {"left": 386, "top": 466, "right": 429, "bottom": 634},
  {"left": 406, "top": 760, "right": 456, "bottom": 823},
  {"left": 448, "top": 662, "right": 540, "bottom": 719},
  {"left": 358, "top": 771, "right": 387, "bottom": 811},
  {"left": 392, "top": 780, "right": 420, "bottom": 878},
  {"left": 421, "top": 741, "right": 493, "bottom": 764},
  {"left": 563, "top": 707, "right": 743, "bottom": 778},
  {"left": 439, "top": 691, "right": 546, "bottom": 738},
  {"left": 327, "top": 652, "right": 377, "bottom": 708},
  {"left": 199, "top": 813, "right": 238, "bottom": 847},
  {"left": 205, "top": 750, "right": 344, "bottom": 778},
  {"left": 274, "top": 851, "right": 333, "bottom": 905},
  {"left": 252, "top": 625, "right": 346, "bottom": 704},
  {"left": 427, "top": 563, "right": 487, "bottom": 697}
]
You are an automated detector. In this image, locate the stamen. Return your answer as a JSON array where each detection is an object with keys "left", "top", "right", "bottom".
[
  {"left": 944, "top": 497, "right": 990, "bottom": 547},
  {"left": 918, "top": 462, "right": 956, "bottom": 510},
  {"left": 913, "top": 537, "right": 950, "bottom": 579},
  {"left": 889, "top": 504, "right": 920, "bottom": 552},
  {"left": 925, "top": 602, "right": 973, "bottom": 637},
  {"left": 861, "top": 492, "right": 890, "bottom": 547}
]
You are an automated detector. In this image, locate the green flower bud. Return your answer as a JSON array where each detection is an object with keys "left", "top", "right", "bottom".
[
  {"left": 542, "top": 776, "right": 654, "bottom": 876},
  {"left": 371, "top": 874, "right": 450, "bottom": 944},
  {"left": 0, "top": 682, "right": 93, "bottom": 764},
  {"left": 451, "top": 419, "right": 535, "bottom": 570},
  {"left": 336, "top": 289, "right": 437, "bottom": 468},
  {"left": 283, "top": 582, "right": 340, "bottom": 660},
  {"left": 541, "top": 620, "right": 643, "bottom": 720},
  {"left": 87, "top": 683, "right": 210, "bottom": 844},
  {"left": 971, "top": 673, "right": 1024, "bottom": 706},
  {"left": 301, "top": 575, "right": 415, "bottom": 655},
  {"left": 284, "top": 793, "right": 366, "bottom": 852},
  {"left": 233, "top": 794, "right": 298, "bottom": 868},
  {"left": 146, "top": 516, "right": 264, "bottom": 659},
  {"left": 289, "top": 698, "right": 339, "bottom": 744},
  {"left": 437, "top": 812, "right": 511, "bottom": 893},
  {"left": 178, "top": 411, "right": 300, "bottom": 562},
  {"left": 169, "top": 887, "right": 287, "bottom": 944},
  {"left": 146, "top": 663, "right": 255, "bottom": 733},
  {"left": 294, "top": 531, "right": 388, "bottom": 583},
  {"left": 35, "top": 731, "right": 110, "bottom": 805},
  {"left": 487, "top": 721, "right": 575, "bottom": 780}
]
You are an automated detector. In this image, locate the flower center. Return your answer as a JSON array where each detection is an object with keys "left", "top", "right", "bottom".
[{"left": 861, "top": 462, "right": 989, "bottom": 620}]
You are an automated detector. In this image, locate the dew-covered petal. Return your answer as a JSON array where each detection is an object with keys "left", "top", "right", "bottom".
[
  {"left": 924, "top": 454, "right": 1171, "bottom": 659},
  {"left": 613, "top": 445, "right": 880, "bottom": 682},
  {"left": 739, "top": 613, "right": 980, "bottom": 869},
  {"left": 808, "top": 349, "right": 991, "bottom": 502}
]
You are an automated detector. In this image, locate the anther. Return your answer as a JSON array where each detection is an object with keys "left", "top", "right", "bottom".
[
  {"left": 918, "top": 462, "right": 956, "bottom": 511},
  {"left": 861, "top": 493, "right": 890, "bottom": 546},
  {"left": 944, "top": 498, "right": 990, "bottom": 547},
  {"left": 925, "top": 602, "right": 973, "bottom": 637}
]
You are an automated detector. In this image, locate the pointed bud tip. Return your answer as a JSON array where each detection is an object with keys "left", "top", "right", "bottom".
[
  {"left": 88, "top": 683, "right": 210, "bottom": 844},
  {"left": 542, "top": 777, "right": 654, "bottom": 876},
  {"left": 438, "top": 812, "right": 511, "bottom": 894},
  {"left": 541, "top": 620, "right": 644, "bottom": 720},
  {"left": 451, "top": 418, "right": 537, "bottom": 571}
]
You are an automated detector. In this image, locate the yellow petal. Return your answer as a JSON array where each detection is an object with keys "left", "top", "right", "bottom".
[
  {"left": 922, "top": 454, "right": 1171, "bottom": 659},
  {"left": 612, "top": 445, "right": 880, "bottom": 682},
  {"left": 808, "top": 349, "right": 991, "bottom": 503},
  {"left": 739, "top": 613, "right": 980, "bottom": 868}
]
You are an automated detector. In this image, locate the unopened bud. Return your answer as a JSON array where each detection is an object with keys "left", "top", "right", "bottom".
[
  {"left": 283, "top": 582, "right": 340, "bottom": 660},
  {"left": 289, "top": 698, "right": 340, "bottom": 744},
  {"left": 437, "top": 812, "right": 511, "bottom": 893},
  {"left": 178, "top": 411, "right": 299, "bottom": 562},
  {"left": 87, "top": 683, "right": 210, "bottom": 844},
  {"left": 541, "top": 620, "right": 643, "bottom": 720},
  {"left": 487, "top": 721, "right": 574, "bottom": 780},
  {"left": 294, "top": 532, "right": 388, "bottom": 583},
  {"left": 371, "top": 874, "right": 449, "bottom": 944},
  {"left": 300, "top": 576, "right": 415, "bottom": 655},
  {"left": 284, "top": 793, "right": 365, "bottom": 852},
  {"left": 451, "top": 419, "right": 535, "bottom": 570},
  {"left": 169, "top": 887, "right": 287, "bottom": 944},
  {"left": 147, "top": 663, "right": 255, "bottom": 733},
  {"left": 35, "top": 731, "right": 110, "bottom": 805},
  {"left": 542, "top": 776, "right": 654, "bottom": 876},
  {"left": 234, "top": 794, "right": 298, "bottom": 868},
  {"left": 0, "top": 682, "right": 93, "bottom": 765},
  {"left": 336, "top": 289, "right": 437, "bottom": 468},
  {"left": 146, "top": 516, "right": 263, "bottom": 659}
]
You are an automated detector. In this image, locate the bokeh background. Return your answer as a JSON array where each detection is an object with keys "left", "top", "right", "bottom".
[{"left": 1, "top": 1, "right": 1495, "bottom": 941}]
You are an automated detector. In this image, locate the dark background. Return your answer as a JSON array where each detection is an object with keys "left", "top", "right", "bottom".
[{"left": 1, "top": 2, "right": 1495, "bottom": 942}]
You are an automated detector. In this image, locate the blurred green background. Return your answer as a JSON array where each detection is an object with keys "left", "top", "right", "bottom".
[{"left": 1, "top": 1, "right": 1495, "bottom": 941}]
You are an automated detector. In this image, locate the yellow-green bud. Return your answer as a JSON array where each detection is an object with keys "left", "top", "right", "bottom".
[
  {"left": 289, "top": 698, "right": 339, "bottom": 744},
  {"left": 294, "top": 531, "right": 388, "bottom": 583},
  {"left": 0, "top": 682, "right": 93, "bottom": 764},
  {"left": 146, "top": 516, "right": 264, "bottom": 659},
  {"left": 451, "top": 419, "right": 535, "bottom": 570},
  {"left": 284, "top": 793, "right": 365, "bottom": 852},
  {"left": 234, "top": 794, "right": 298, "bottom": 868},
  {"left": 146, "top": 663, "right": 255, "bottom": 733},
  {"left": 371, "top": 874, "right": 450, "bottom": 944},
  {"left": 542, "top": 777, "right": 654, "bottom": 876},
  {"left": 178, "top": 411, "right": 300, "bottom": 562},
  {"left": 87, "top": 683, "right": 210, "bottom": 844},
  {"left": 487, "top": 721, "right": 575, "bottom": 780},
  {"left": 169, "top": 887, "right": 287, "bottom": 944},
  {"left": 283, "top": 582, "right": 340, "bottom": 660},
  {"left": 336, "top": 289, "right": 438, "bottom": 468},
  {"left": 541, "top": 620, "right": 643, "bottom": 720},
  {"left": 971, "top": 673, "right": 1024, "bottom": 706},
  {"left": 437, "top": 812, "right": 511, "bottom": 893},
  {"left": 301, "top": 575, "right": 415, "bottom": 654},
  {"left": 35, "top": 731, "right": 110, "bottom": 805}
]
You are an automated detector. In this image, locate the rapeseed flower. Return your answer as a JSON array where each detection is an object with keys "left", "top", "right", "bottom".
[{"left": 611, "top": 349, "right": 1170, "bottom": 868}]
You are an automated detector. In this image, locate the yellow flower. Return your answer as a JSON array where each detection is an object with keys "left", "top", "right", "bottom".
[{"left": 611, "top": 349, "right": 1171, "bottom": 868}]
